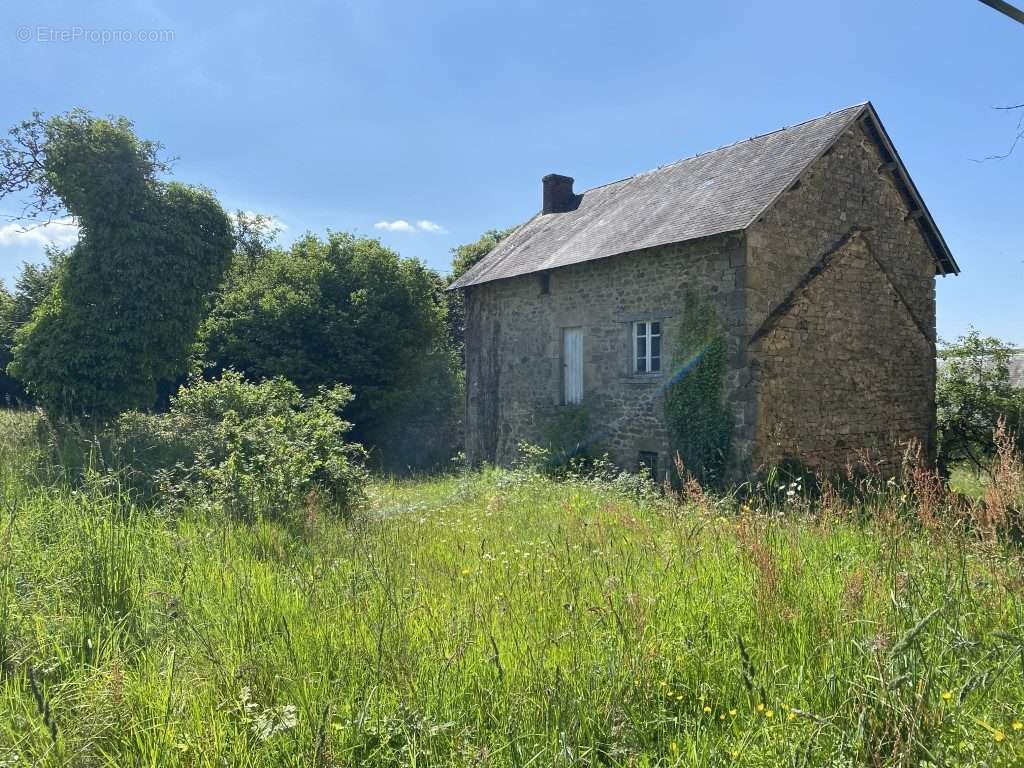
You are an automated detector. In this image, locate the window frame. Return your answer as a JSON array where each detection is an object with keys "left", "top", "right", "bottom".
[{"left": 632, "top": 320, "right": 662, "bottom": 376}]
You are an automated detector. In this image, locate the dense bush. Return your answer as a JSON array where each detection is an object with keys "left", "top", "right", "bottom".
[
  {"left": 0, "top": 110, "right": 234, "bottom": 420},
  {"left": 109, "top": 372, "right": 367, "bottom": 519},
  {"left": 198, "top": 232, "right": 460, "bottom": 472}
]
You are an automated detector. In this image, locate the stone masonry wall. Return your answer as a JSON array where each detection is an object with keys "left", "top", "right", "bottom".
[
  {"left": 463, "top": 233, "right": 753, "bottom": 477},
  {"left": 747, "top": 119, "right": 939, "bottom": 471}
]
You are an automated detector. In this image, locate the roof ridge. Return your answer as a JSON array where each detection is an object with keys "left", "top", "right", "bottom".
[{"left": 578, "top": 102, "right": 869, "bottom": 195}]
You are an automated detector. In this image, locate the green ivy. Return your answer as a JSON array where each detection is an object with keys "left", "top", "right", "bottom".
[{"left": 664, "top": 292, "right": 733, "bottom": 486}]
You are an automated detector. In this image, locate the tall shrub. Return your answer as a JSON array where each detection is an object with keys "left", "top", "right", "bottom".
[
  {"left": 0, "top": 110, "right": 234, "bottom": 420},
  {"left": 114, "top": 372, "right": 367, "bottom": 518}
]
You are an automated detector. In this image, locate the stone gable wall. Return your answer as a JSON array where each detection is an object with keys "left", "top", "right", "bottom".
[
  {"left": 463, "top": 233, "right": 754, "bottom": 475},
  {"left": 747, "top": 120, "right": 939, "bottom": 470}
]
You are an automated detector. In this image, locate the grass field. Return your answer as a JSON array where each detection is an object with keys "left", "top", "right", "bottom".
[{"left": 2, "top": 412, "right": 1024, "bottom": 766}]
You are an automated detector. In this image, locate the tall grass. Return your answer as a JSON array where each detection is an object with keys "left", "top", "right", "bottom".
[{"left": 0, "top": 410, "right": 1023, "bottom": 766}]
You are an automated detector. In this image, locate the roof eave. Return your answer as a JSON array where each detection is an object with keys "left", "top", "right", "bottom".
[
  {"left": 858, "top": 103, "right": 959, "bottom": 276},
  {"left": 446, "top": 217, "right": 538, "bottom": 291}
]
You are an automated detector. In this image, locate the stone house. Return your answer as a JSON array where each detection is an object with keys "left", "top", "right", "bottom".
[{"left": 449, "top": 103, "right": 959, "bottom": 479}]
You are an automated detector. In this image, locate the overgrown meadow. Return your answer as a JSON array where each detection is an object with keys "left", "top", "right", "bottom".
[{"left": 2, "top": 411, "right": 1024, "bottom": 767}]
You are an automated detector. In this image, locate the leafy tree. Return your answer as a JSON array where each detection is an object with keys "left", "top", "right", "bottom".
[
  {"left": 937, "top": 329, "right": 1024, "bottom": 474},
  {"left": 450, "top": 228, "right": 515, "bottom": 280},
  {"left": 231, "top": 209, "right": 281, "bottom": 270},
  {"left": 446, "top": 227, "right": 515, "bottom": 365},
  {"left": 0, "top": 248, "right": 67, "bottom": 405},
  {"left": 199, "top": 231, "right": 460, "bottom": 471},
  {"left": 0, "top": 110, "right": 234, "bottom": 420},
  {"left": 11, "top": 248, "right": 67, "bottom": 324}
]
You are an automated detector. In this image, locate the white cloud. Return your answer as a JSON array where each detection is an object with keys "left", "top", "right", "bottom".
[
  {"left": 374, "top": 219, "right": 417, "bottom": 233},
  {"left": 0, "top": 217, "right": 79, "bottom": 248},
  {"left": 374, "top": 219, "right": 447, "bottom": 234},
  {"left": 416, "top": 219, "right": 446, "bottom": 234}
]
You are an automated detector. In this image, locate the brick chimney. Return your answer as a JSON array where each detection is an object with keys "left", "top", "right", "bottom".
[{"left": 542, "top": 174, "right": 576, "bottom": 214}]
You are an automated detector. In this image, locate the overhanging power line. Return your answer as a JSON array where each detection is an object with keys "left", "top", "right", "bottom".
[{"left": 978, "top": 0, "right": 1024, "bottom": 25}]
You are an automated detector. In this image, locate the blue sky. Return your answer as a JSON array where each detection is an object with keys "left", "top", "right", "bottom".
[{"left": 1, "top": 0, "right": 1021, "bottom": 344}]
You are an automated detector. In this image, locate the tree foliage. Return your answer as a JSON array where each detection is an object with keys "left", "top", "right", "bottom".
[
  {"left": 937, "top": 329, "right": 1024, "bottom": 473},
  {"left": 0, "top": 110, "right": 234, "bottom": 420},
  {"left": 450, "top": 228, "right": 515, "bottom": 281},
  {"left": 446, "top": 227, "right": 515, "bottom": 365},
  {"left": 198, "top": 232, "right": 460, "bottom": 471},
  {"left": 0, "top": 284, "right": 14, "bottom": 404},
  {"left": 0, "top": 248, "right": 67, "bottom": 405}
]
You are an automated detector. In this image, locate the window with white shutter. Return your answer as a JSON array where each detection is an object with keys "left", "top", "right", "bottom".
[{"left": 562, "top": 327, "right": 583, "bottom": 404}]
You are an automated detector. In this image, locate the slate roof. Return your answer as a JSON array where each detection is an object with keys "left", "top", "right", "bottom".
[{"left": 450, "top": 102, "right": 957, "bottom": 290}]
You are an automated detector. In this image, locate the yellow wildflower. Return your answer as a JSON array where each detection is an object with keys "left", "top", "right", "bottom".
[
  {"left": 703, "top": 706, "right": 712, "bottom": 713},
  {"left": 461, "top": 568, "right": 470, "bottom": 576},
  {"left": 670, "top": 741, "right": 679, "bottom": 753},
  {"left": 941, "top": 691, "right": 953, "bottom": 701},
  {"left": 765, "top": 709, "right": 774, "bottom": 718},
  {"left": 1014, "top": 721, "right": 1024, "bottom": 731},
  {"left": 787, "top": 712, "right": 797, "bottom": 722},
  {"left": 729, "top": 708, "right": 737, "bottom": 717},
  {"left": 994, "top": 729, "right": 1006, "bottom": 743},
  {"left": 756, "top": 703, "right": 765, "bottom": 712}
]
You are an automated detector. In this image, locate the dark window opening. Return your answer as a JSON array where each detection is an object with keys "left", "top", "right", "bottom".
[
  {"left": 639, "top": 451, "right": 658, "bottom": 482},
  {"left": 539, "top": 273, "right": 551, "bottom": 295}
]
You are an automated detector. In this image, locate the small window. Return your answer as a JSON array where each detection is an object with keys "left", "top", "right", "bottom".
[
  {"left": 639, "top": 451, "right": 658, "bottom": 481},
  {"left": 539, "top": 273, "right": 551, "bottom": 295},
  {"left": 633, "top": 321, "right": 661, "bottom": 374}
]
